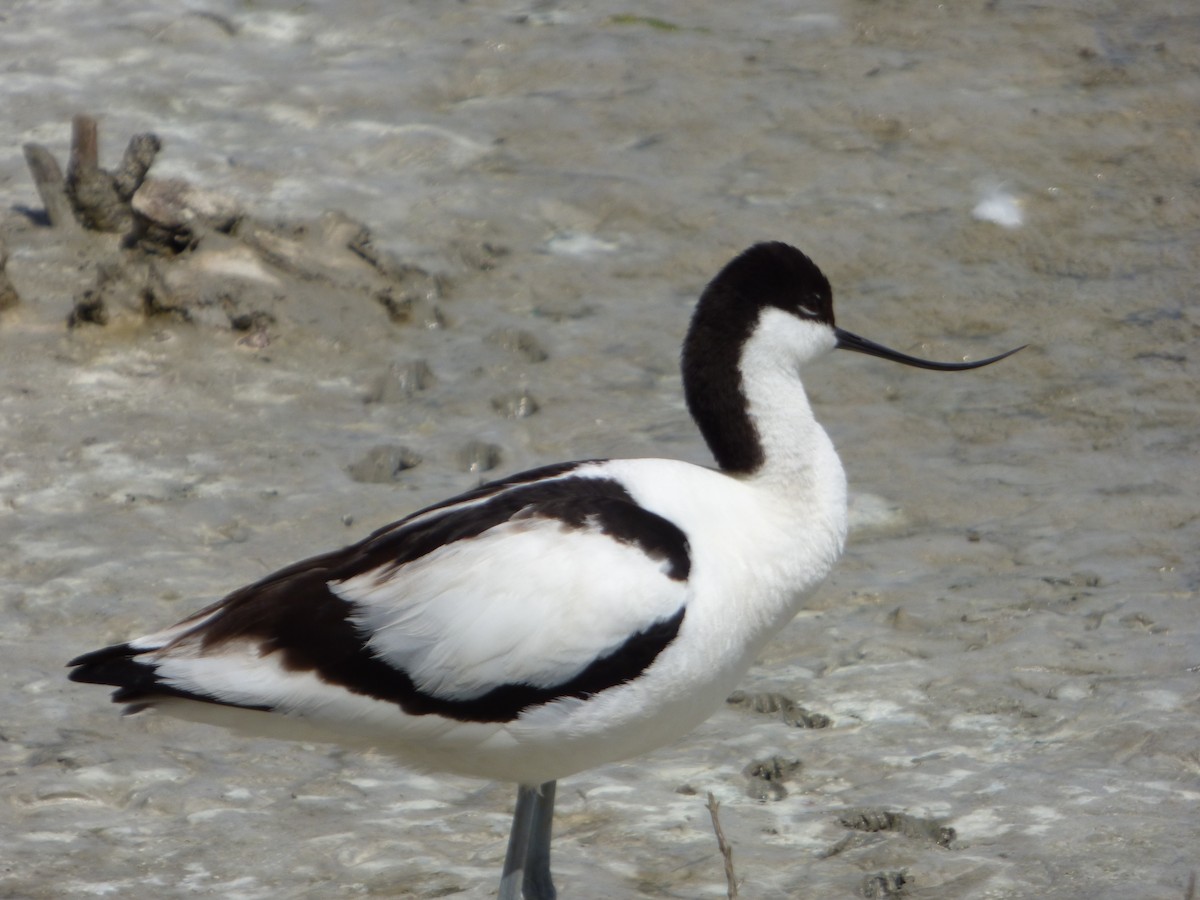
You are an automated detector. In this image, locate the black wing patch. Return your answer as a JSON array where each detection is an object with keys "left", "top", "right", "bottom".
[
  {"left": 348, "top": 473, "right": 691, "bottom": 582},
  {"left": 68, "top": 467, "right": 691, "bottom": 724}
]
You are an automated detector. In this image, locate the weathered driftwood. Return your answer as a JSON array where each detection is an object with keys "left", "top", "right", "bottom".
[
  {"left": 66, "top": 114, "right": 161, "bottom": 232},
  {"left": 113, "top": 132, "right": 162, "bottom": 200},
  {"left": 22, "top": 143, "right": 78, "bottom": 230},
  {"left": 17, "top": 113, "right": 447, "bottom": 331},
  {"left": 25, "top": 114, "right": 161, "bottom": 233},
  {"left": 127, "top": 177, "right": 242, "bottom": 254},
  {"left": 65, "top": 114, "right": 127, "bottom": 231}
]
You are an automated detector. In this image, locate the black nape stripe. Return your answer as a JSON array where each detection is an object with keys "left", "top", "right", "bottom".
[{"left": 682, "top": 242, "right": 833, "bottom": 475}]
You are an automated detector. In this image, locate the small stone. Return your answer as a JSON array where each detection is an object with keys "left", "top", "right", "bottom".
[
  {"left": 215, "top": 519, "right": 251, "bottom": 544},
  {"left": 457, "top": 241, "right": 509, "bottom": 271},
  {"left": 861, "top": 871, "right": 908, "bottom": 898},
  {"left": 347, "top": 445, "right": 422, "bottom": 484},
  {"left": 484, "top": 328, "right": 548, "bottom": 363},
  {"left": 491, "top": 389, "right": 539, "bottom": 419},
  {"left": 319, "top": 211, "right": 372, "bottom": 249},
  {"left": 364, "top": 360, "right": 434, "bottom": 403},
  {"left": 132, "top": 178, "right": 242, "bottom": 232},
  {"left": 742, "top": 756, "right": 801, "bottom": 801},
  {"left": 457, "top": 440, "right": 503, "bottom": 474},
  {"left": 229, "top": 311, "right": 276, "bottom": 332},
  {"left": 375, "top": 289, "right": 445, "bottom": 329}
]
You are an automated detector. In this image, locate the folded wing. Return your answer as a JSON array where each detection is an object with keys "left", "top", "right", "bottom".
[{"left": 69, "top": 464, "right": 692, "bottom": 726}]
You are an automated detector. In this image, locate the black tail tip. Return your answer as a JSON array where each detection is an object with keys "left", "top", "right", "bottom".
[{"left": 66, "top": 643, "right": 152, "bottom": 692}]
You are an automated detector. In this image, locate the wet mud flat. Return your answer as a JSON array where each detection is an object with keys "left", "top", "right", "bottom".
[{"left": 2, "top": 1, "right": 1199, "bottom": 898}]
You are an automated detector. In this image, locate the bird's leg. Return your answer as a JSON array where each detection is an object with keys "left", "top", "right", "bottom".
[
  {"left": 498, "top": 784, "right": 538, "bottom": 900},
  {"left": 497, "top": 783, "right": 558, "bottom": 900},
  {"left": 522, "top": 780, "right": 557, "bottom": 899}
]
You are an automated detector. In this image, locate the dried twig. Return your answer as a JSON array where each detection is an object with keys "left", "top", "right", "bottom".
[{"left": 706, "top": 792, "right": 739, "bottom": 899}]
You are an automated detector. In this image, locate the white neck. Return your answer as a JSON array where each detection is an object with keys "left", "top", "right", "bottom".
[{"left": 735, "top": 310, "right": 847, "bottom": 538}]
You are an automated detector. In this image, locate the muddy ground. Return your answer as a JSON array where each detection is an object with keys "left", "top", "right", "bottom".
[{"left": 1, "top": 1, "right": 1198, "bottom": 898}]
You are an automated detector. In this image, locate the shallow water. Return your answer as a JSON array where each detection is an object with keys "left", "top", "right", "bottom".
[{"left": 1, "top": 1, "right": 1198, "bottom": 897}]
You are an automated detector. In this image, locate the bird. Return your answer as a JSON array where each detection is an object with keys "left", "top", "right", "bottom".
[{"left": 68, "top": 242, "right": 1021, "bottom": 899}]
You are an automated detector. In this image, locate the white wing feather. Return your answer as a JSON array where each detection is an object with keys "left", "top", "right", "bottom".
[{"left": 334, "top": 515, "right": 689, "bottom": 700}]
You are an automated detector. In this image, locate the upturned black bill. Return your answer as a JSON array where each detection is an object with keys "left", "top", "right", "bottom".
[{"left": 834, "top": 328, "right": 1024, "bottom": 371}]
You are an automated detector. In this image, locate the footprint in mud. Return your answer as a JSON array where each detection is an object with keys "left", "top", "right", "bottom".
[
  {"left": 726, "top": 690, "right": 832, "bottom": 729},
  {"left": 817, "top": 807, "right": 956, "bottom": 870},
  {"left": 346, "top": 444, "right": 423, "bottom": 483},
  {"left": 838, "top": 808, "right": 956, "bottom": 847},
  {"left": 741, "top": 755, "right": 802, "bottom": 801},
  {"left": 861, "top": 870, "right": 908, "bottom": 898}
]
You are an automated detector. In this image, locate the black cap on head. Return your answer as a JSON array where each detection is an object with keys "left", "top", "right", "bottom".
[{"left": 707, "top": 242, "right": 835, "bottom": 325}]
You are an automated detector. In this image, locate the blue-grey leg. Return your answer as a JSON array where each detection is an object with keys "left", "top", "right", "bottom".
[
  {"left": 522, "top": 781, "right": 556, "bottom": 899},
  {"left": 497, "top": 782, "right": 558, "bottom": 900},
  {"left": 498, "top": 785, "right": 536, "bottom": 900}
]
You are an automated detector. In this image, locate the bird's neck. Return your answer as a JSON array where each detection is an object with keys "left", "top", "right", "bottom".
[
  {"left": 688, "top": 357, "right": 848, "bottom": 642},
  {"left": 687, "top": 344, "right": 845, "bottom": 541},
  {"left": 685, "top": 317, "right": 843, "bottom": 491},
  {"left": 735, "top": 360, "right": 845, "bottom": 506}
]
